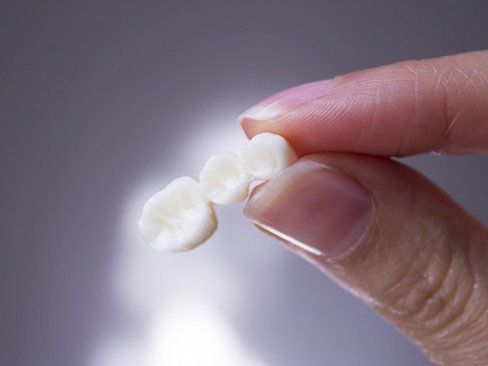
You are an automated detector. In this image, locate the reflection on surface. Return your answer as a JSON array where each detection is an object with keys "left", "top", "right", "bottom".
[
  {"left": 145, "top": 296, "right": 265, "bottom": 366},
  {"left": 89, "top": 297, "right": 266, "bottom": 366}
]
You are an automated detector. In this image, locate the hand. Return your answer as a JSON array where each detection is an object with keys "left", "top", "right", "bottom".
[{"left": 240, "top": 50, "right": 488, "bottom": 365}]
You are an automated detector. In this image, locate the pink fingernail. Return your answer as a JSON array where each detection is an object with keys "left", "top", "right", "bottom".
[
  {"left": 244, "top": 159, "right": 373, "bottom": 260},
  {"left": 238, "top": 79, "right": 335, "bottom": 122}
]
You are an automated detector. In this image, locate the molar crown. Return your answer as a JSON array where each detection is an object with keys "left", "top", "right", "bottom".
[
  {"left": 199, "top": 152, "right": 252, "bottom": 205},
  {"left": 137, "top": 177, "right": 217, "bottom": 252},
  {"left": 239, "top": 132, "right": 297, "bottom": 180}
]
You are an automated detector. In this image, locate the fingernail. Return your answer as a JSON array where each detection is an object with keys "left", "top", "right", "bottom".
[
  {"left": 238, "top": 79, "right": 335, "bottom": 123},
  {"left": 244, "top": 159, "right": 373, "bottom": 260}
]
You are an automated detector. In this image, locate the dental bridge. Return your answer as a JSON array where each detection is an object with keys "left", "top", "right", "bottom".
[{"left": 138, "top": 133, "right": 297, "bottom": 252}]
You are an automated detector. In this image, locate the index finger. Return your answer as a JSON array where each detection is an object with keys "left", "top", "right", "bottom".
[{"left": 239, "top": 50, "right": 488, "bottom": 157}]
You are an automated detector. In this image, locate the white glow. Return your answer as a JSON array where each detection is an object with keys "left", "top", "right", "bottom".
[
  {"left": 88, "top": 112, "right": 284, "bottom": 366},
  {"left": 145, "top": 297, "right": 265, "bottom": 366}
]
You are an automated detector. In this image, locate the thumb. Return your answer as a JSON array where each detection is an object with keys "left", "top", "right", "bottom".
[{"left": 244, "top": 154, "right": 488, "bottom": 365}]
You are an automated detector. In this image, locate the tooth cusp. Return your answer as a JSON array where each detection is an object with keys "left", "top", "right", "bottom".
[
  {"left": 199, "top": 152, "right": 252, "bottom": 205},
  {"left": 239, "top": 132, "right": 297, "bottom": 180},
  {"left": 137, "top": 177, "right": 217, "bottom": 252}
]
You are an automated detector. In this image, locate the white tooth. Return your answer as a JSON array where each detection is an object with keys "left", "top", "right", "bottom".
[
  {"left": 139, "top": 133, "right": 297, "bottom": 252},
  {"left": 137, "top": 177, "right": 217, "bottom": 252},
  {"left": 199, "top": 152, "right": 252, "bottom": 205},
  {"left": 238, "top": 132, "right": 297, "bottom": 180}
]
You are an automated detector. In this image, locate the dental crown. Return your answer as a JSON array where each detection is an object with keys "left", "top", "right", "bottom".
[{"left": 138, "top": 133, "right": 297, "bottom": 252}]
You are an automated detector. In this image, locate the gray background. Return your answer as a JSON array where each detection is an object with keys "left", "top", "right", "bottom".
[{"left": 1, "top": 1, "right": 488, "bottom": 365}]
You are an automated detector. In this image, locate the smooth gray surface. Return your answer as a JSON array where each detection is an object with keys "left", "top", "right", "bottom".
[{"left": 1, "top": 1, "right": 487, "bottom": 365}]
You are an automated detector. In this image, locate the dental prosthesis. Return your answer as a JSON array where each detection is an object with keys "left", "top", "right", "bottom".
[{"left": 138, "top": 133, "right": 297, "bottom": 252}]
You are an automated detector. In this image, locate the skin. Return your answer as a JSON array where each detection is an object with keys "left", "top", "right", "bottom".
[{"left": 240, "top": 50, "right": 488, "bottom": 365}]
